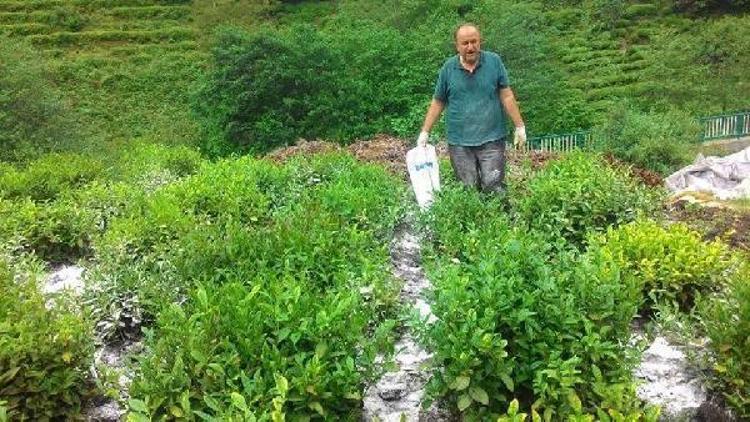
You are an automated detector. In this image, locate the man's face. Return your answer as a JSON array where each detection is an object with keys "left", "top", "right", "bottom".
[{"left": 455, "top": 26, "right": 481, "bottom": 65}]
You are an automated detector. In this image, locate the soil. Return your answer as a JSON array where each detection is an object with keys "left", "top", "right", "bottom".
[
  {"left": 603, "top": 154, "right": 664, "bottom": 187},
  {"left": 668, "top": 199, "right": 750, "bottom": 251},
  {"left": 267, "top": 135, "right": 559, "bottom": 181}
]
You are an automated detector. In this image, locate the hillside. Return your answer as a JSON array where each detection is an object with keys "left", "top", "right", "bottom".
[{"left": 1, "top": 0, "right": 747, "bottom": 156}]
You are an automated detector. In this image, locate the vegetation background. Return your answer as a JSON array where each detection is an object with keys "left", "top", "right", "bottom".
[{"left": 1, "top": 0, "right": 748, "bottom": 170}]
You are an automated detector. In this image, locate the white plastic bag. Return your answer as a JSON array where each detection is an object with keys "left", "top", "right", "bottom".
[{"left": 406, "top": 144, "right": 440, "bottom": 208}]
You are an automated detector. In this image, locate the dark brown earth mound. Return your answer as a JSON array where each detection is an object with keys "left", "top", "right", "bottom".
[
  {"left": 268, "top": 135, "right": 558, "bottom": 179},
  {"left": 669, "top": 199, "right": 750, "bottom": 251}
]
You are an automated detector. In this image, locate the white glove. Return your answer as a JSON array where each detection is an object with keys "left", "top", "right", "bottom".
[
  {"left": 513, "top": 126, "right": 526, "bottom": 149},
  {"left": 417, "top": 131, "right": 429, "bottom": 147}
]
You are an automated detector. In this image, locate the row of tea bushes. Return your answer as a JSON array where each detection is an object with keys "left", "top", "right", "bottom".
[
  {"left": 418, "top": 152, "right": 738, "bottom": 419},
  {"left": 84, "top": 154, "right": 407, "bottom": 419},
  {"left": 0, "top": 143, "right": 203, "bottom": 263},
  {"left": 0, "top": 256, "right": 95, "bottom": 420}
]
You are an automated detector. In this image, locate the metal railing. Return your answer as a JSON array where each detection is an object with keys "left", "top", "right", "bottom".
[
  {"left": 512, "top": 131, "right": 592, "bottom": 152},
  {"left": 699, "top": 111, "right": 750, "bottom": 141},
  {"left": 512, "top": 111, "right": 749, "bottom": 153}
]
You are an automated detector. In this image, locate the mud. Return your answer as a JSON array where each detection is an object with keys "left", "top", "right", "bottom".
[
  {"left": 267, "top": 135, "right": 558, "bottom": 182},
  {"left": 668, "top": 198, "right": 750, "bottom": 251}
]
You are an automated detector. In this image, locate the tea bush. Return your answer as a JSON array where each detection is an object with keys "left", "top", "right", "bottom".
[
  {"left": 0, "top": 197, "right": 94, "bottom": 263},
  {"left": 0, "top": 258, "right": 95, "bottom": 419},
  {"left": 419, "top": 184, "right": 656, "bottom": 419},
  {"left": 0, "top": 153, "right": 104, "bottom": 201},
  {"left": 515, "top": 152, "right": 659, "bottom": 247},
  {"left": 590, "top": 105, "right": 696, "bottom": 175},
  {"left": 587, "top": 219, "right": 731, "bottom": 310},
  {"left": 697, "top": 261, "right": 750, "bottom": 419},
  {"left": 87, "top": 154, "right": 406, "bottom": 418},
  {"left": 107, "top": 142, "right": 203, "bottom": 184}
]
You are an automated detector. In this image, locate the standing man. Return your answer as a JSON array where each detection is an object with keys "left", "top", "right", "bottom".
[{"left": 418, "top": 23, "right": 526, "bottom": 194}]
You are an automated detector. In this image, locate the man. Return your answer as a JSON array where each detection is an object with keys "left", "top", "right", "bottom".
[{"left": 417, "top": 23, "right": 526, "bottom": 194}]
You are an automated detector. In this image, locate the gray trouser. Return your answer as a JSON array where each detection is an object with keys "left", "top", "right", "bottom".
[{"left": 448, "top": 138, "right": 506, "bottom": 193}]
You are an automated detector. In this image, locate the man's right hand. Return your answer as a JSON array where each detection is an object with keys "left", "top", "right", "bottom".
[{"left": 417, "top": 131, "right": 429, "bottom": 147}]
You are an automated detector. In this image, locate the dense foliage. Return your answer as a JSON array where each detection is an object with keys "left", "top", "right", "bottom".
[
  {"left": 588, "top": 220, "right": 731, "bottom": 309},
  {"left": 85, "top": 154, "right": 406, "bottom": 419},
  {"left": 0, "top": 259, "right": 95, "bottom": 420},
  {"left": 194, "top": 23, "right": 435, "bottom": 155},
  {"left": 697, "top": 262, "right": 750, "bottom": 419},
  {"left": 590, "top": 105, "right": 697, "bottom": 175},
  {"left": 0, "top": 36, "right": 79, "bottom": 162},
  {"left": 419, "top": 184, "right": 659, "bottom": 419},
  {"left": 515, "top": 152, "right": 659, "bottom": 246}
]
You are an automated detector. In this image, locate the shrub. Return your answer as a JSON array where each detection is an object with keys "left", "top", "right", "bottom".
[
  {"left": 0, "top": 36, "right": 79, "bottom": 162},
  {"left": 108, "top": 142, "right": 203, "bottom": 184},
  {"left": 118, "top": 154, "right": 404, "bottom": 418},
  {"left": 591, "top": 105, "right": 697, "bottom": 175},
  {"left": 195, "top": 22, "right": 437, "bottom": 155},
  {"left": 697, "top": 261, "right": 750, "bottom": 419},
  {"left": 419, "top": 184, "right": 656, "bottom": 419},
  {"left": 0, "top": 197, "right": 95, "bottom": 263},
  {"left": 587, "top": 219, "right": 731, "bottom": 309},
  {"left": 0, "top": 153, "right": 104, "bottom": 201},
  {"left": 515, "top": 152, "right": 659, "bottom": 247},
  {"left": 0, "top": 258, "right": 95, "bottom": 419}
]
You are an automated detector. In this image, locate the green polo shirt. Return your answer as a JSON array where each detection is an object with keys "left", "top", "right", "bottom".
[{"left": 433, "top": 51, "right": 510, "bottom": 146}]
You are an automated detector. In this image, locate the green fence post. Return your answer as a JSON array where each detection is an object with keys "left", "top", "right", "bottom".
[{"left": 737, "top": 114, "right": 744, "bottom": 138}]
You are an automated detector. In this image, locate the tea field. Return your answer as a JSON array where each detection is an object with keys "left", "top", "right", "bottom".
[
  {"left": 2, "top": 0, "right": 750, "bottom": 420},
  {"left": 1, "top": 143, "right": 749, "bottom": 420}
]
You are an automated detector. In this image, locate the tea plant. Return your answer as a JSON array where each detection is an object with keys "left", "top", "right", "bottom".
[
  {"left": 86, "top": 153, "right": 406, "bottom": 418},
  {"left": 587, "top": 219, "right": 731, "bottom": 310},
  {"left": 515, "top": 152, "right": 659, "bottom": 247},
  {"left": 0, "top": 257, "right": 95, "bottom": 419},
  {"left": 0, "top": 152, "right": 104, "bottom": 201},
  {"left": 696, "top": 261, "right": 750, "bottom": 419},
  {"left": 419, "top": 183, "right": 656, "bottom": 419},
  {"left": 0, "top": 196, "right": 95, "bottom": 263}
]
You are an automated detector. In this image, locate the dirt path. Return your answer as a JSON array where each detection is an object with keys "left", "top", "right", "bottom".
[{"left": 362, "top": 222, "right": 449, "bottom": 421}]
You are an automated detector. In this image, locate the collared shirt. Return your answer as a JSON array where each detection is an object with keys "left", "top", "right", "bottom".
[{"left": 433, "top": 51, "right": 510, "bottom": 146}]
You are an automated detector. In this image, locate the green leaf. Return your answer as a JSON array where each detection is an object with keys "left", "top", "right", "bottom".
[
  {"left": 274, "top": 373, "right": 289, "bottom": 395},
  {"left": 500, "top": 373, "right": 515, "bottom": 392},
  {"left": 0, "top": 367, "right": 20, "bottom": 383},
  {"left": 344, "top": 391, "right": 361, "bottom": 400},
  {"left": 450, "top": 375, "right": 471, "bottom": 391},
  {"left": 230, "top": 392, "right": 249, "bottom": 412},
  {"left": 126, "top": 413, "right": 150, "bottom": 422},
  {"left": 169, "top": 405, "right": 184, "bottom": 417},
  {"left": 457, "top": 393, "right": 473, "bottom": 412},
  {"left": 128, "top": 399, "right": 148, "bottom": 413},
  {"left": 469, "top": 386, "right": 489, "bottom": 405},
  {"left": 309, "top": 401, "right": 325, "bottom": 416},
  {"left": 567, "top": 391, "right": 582, "bottom": 414},
  {"left": 180, "top": 391, "right": 191, "bottom": 414},
  {"left": 508, "top": 399, "right": 520, "bottom": 416}
]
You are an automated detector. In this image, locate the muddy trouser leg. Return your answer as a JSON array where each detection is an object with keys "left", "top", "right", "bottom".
[
  {"left": 448, "top": 144, "right": 479, "bottom": 189},
  {"left": 476, "top": 138, "right": 506, "bottom": 194}
]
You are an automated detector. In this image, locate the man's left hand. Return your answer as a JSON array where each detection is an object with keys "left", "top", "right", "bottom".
[{"left": 513, "top": 126, "right": 526, "bottom": 150}]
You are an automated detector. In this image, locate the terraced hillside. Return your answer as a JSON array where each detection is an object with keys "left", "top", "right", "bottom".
[
  {"left": 0, "top": 0, "right": 204, "bottom": 147},
  {"left": 546, "top": 1, "right": 749, "bottom": 124},
  {"left": 546, "top": 3, "right": 670, "bottom": 118}
]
